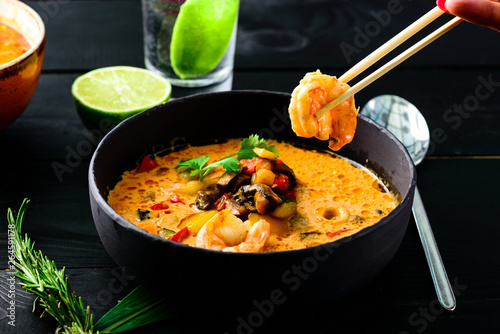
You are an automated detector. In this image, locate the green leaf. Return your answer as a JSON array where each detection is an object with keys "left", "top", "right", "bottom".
[
  {"left": 176, "top": 155, "right": 210, "bottom": 175},
  {"left": 279, "top": 195, "right": 296, "bottom": 203},
  {"left": 95, "top": 285, "right": 183, "bottom": 333},
  {"left": 191, "top": 157, "right": 240, "bottom": 179},
  {"left": 8, "top": 200, "right": 187, "bottom": 334},
  {"left": 219, "top": 157, "right": 241, "bottom": 172},
  {"left": 236, "top": 134, "right": 278, "bottom": 159},
  {"left": 8, "top": 199, "right": 95, "bottom": 334},
  {"left": 174, "top": 135, "right": 279, "bottom": 180},
  {"left": 203, "top": 157, "right": 241, "bottom": 177},
  {"left": 12, "top": 198, "right": 29, "bottom": 233},
  {"left": 175, "top": 155, "right": 211, "bottom": 179}
]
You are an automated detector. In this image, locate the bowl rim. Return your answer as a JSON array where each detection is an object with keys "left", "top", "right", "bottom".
[
  {"left": 89, "top": 90, "right": 417, "bottom": 256},
  {"left": 0, "top": 0, "right": 45, "bottom": 71}
]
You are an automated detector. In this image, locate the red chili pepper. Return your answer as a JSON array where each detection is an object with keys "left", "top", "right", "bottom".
[
  {"left": 136, "top": 156, "right": 158, "bottom": 173},
  {"left": 150, "top": 203, "right": 169, "bottom": 210},
  {"left": 240, "top": 157, "right": 264, "bottom": 174},
  {"left": 273, "top": 174, "right": 290, "bottom": 191},
  {"left": 170, "top": 227, "right": 190, "bottom": 243},
  {"left": 214, "top": 193, "right": 230, "bottom": 211},
  {"left": 170, "top": 195, "right": 184, "bottom": 204},
  {"left": 326, "top": 229, "right": 353, "bottom": 238}
]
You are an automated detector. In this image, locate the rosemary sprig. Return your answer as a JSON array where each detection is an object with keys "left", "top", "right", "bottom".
[
  {"left": 7, "top": 199, "right": 182, "bottom": 334},
  {"left": 8, "top": 199, "right": 95, "bottom": 334}
]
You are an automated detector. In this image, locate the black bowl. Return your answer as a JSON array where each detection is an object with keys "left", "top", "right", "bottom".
[{"left": 89, "top": 90, "right": 416, "bottom": 306}]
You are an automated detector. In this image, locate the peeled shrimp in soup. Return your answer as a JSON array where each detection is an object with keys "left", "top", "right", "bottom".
[
  {"left": 223, "top": 220, "right": 271, "bottom": 253},
  {"left": 289, "top": 70, "right": 358, "bottom": 150},
  {"left": 196, "top": 210, "right": 270, "bottom": 253}
]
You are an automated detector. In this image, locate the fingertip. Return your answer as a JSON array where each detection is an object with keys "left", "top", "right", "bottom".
[{"left": 436, "top": 0, "right": 450, "bottom": 13}]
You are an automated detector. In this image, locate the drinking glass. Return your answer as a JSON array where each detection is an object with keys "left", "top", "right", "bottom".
[{"left": 142, "top": 0, "right": 238, "bottom": 88}]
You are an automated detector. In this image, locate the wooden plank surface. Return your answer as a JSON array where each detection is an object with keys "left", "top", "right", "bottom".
[
  {"left": 1, "top": 70, "right": 500, "bottom": 161},
  {"left": 1, "top": 0, "right": 499, "bottom": 333},
  {"left": 27, "top": 0, "right": 500, "bottom": 72}
]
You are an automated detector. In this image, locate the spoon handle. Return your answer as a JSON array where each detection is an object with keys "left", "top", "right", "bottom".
[{"left": 412, "top": 186, "right": 456, "bottom": 310}]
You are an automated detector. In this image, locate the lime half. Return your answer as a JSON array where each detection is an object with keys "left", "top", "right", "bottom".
[
  {"left": 170, "top": 0, "right": 239, "bottom": 79},
  {"left": 72, "top": 66, "right": 172, "bottom": 131}
]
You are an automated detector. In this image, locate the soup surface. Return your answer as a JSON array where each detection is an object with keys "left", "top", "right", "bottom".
[
  {"left": 0, "top": 21, "right": 30, "bottom": 65},
  {"left": 108, "top": 138, "right": 399, "bottom": 252}
]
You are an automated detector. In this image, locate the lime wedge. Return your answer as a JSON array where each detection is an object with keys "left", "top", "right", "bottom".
[
  {"left": 170, "top": 0, "right": 239, "bottom": 79},
  {"left": 72, "top": 66, "right": 171, "bottom": 131}
]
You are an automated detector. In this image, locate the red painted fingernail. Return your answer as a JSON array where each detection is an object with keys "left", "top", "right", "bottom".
[{"left": 436, "top": 0, "right": 449, "bottom": 13}]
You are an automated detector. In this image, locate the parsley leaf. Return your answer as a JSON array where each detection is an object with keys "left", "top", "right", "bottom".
[
  {"left": 236, "top": 134, "right": 279, "bottom": 159},
  {"left": 202, "top": 157, "right": 241, "bottom": 179},
  {"left": 176, "top": 155, "right": 210, "bottom": 177},
  {"left": 174, "top": 135, "right": 278, "bottom": 180},
  {"left": 176, "top": 156, "right": 241, "bottom": 180},
  {"left": 279, "top": 195, "right": 296, "bottom": 203}
]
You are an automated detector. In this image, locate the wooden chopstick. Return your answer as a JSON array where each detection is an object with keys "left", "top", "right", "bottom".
[
  {"left": 315, "top": 10, "right": 462, "bottom": 118},
  {"left": 339, "top": 7, "right": 445, "bottom": 84}
]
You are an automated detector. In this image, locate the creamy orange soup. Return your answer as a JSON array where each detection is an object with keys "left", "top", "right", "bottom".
[
  {"left": 0, "top": 21, "right": 30, "bottom": 65},
  {"left": 108, "top": 139, "right": 399, "bottom": 252}
]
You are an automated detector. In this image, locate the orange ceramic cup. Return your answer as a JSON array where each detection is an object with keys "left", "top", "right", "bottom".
[{"left": 0, "top": 0, "right": 45, "bottom": 131}]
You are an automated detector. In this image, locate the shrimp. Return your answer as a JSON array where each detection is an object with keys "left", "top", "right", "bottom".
[
  {"left": 196, "top": 209, "right": 270, "bottom": 253},
  {"left": 223, "top": 220, "right": 271, "bottom": 253},
  {"left": 289, "top": 70, "right": 358, "bottom": 151}
]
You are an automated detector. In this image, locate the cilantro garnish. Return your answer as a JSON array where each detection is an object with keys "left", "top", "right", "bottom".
[
  {"left": 279, "top": 195, "right": 296, "bottom": 203},
  {"left": 176, "top": 155, "right": 240, "bottom": 180},
  {"left": 175, "top": 135, "right": 278, "bottom": 180},
  {"left": 236, "top": 134, "right": 279, "bottom": 159},
  {"left": 175, "top": 155, "right": 241, "bottom": 180},
  {"left": 176, "top": 155, "right": 210, "bottom": 178},
  {"left": 201, "top": 157, "right": 241, "bottom": 179}
]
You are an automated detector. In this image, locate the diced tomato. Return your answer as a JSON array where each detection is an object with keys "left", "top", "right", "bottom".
[
  {"left": 170, "top": 227, "right": 190, "bottom": 243},
  {"left": 136, "top": 156, "right": 158, "bottom": 173},
  {"left": 281, "top": 190, "right": 296, "bottom": 201},
  {"left": 240, "top": 157, "right": 264, "bottom": 174},
  {"left": 150, "top": 203, "right": 169, "bottom": 211},
  {"left": 273, "top": 174, "right": 290, "bottom": 191},
  {"left": 274, "top": 159, "right": 284, "bottom": 169},
  {"left": 326, "top": 229, "right": 352, "bottom": 238},
  {"left": 170, "top": 195, "right": 185, "bottom": 204}
]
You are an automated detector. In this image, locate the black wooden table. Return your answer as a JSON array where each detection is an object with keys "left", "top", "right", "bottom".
[{"left": 1, "top": 1, "right": 500, "bottom": 333}]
